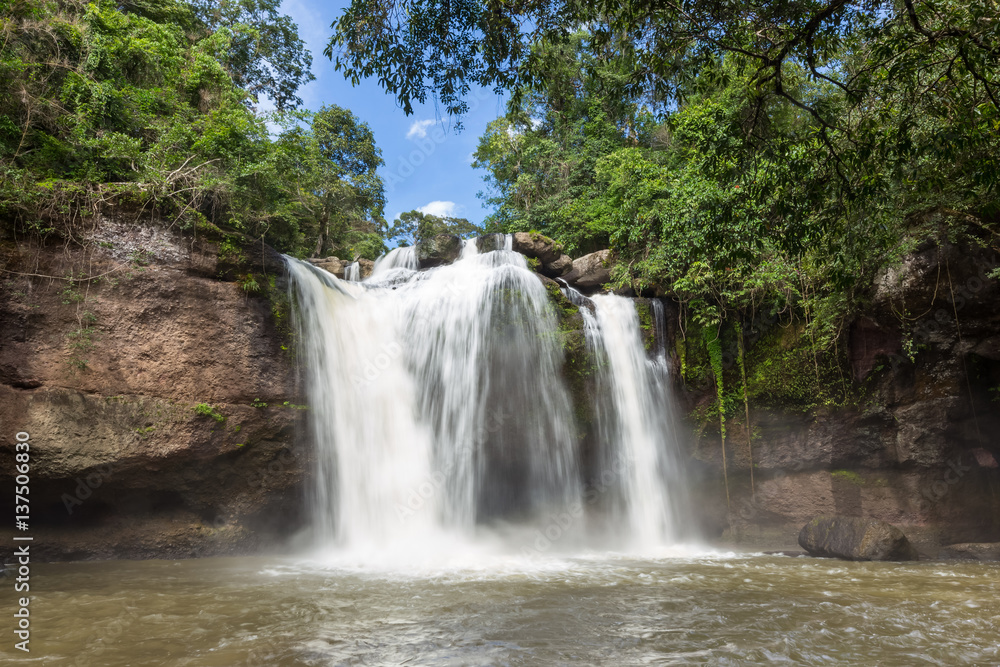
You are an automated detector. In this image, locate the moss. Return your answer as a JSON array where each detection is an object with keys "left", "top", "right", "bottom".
[
  {"left": 194, "top": 215, "right": 228, "bottom": 242},
  {"left": 545, "top": 281, "right": 580, "bottom": 325},
  {"left": 527, "top": 230, "right": 564, "bottom": 255},
  {"left": 527, "top": 256, "right": 541, "bottom": 271},
  {"left": 635, "top": 300, "right": 654, "bottom": 351},
  {"left": 742, "top": 321, "right": 851, "bottom": 411},
  {"left": 831, "top": 469, "right": 865, "bottom": 486},
  {"left": 193, "top": 403, "right": 225, "bottom": 422},
  {"left": 541, "top": 279, "right": 597, "bottom": 441}
]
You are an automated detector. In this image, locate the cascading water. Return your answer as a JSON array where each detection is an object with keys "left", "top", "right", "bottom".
[
  {"left": 581, "top": 293, "right": 688, "bottom": 546},
  {"left": 343, "top": 261, "right": 360, "bottom": 282},
  {"left": 286, "top": 238, "right": 581, "bottom": 553},
  {"left": 370, "top": 245, "right": 417, "bottom": 277}
]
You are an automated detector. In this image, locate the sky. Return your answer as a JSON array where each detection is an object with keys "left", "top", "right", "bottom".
[{"left": 280, "top": 0, "right": 509, "bottom": 228}]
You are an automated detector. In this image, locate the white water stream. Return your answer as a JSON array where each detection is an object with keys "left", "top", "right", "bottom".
[{"left": 286, "top": 237, "right": 687, "bottom": 556}]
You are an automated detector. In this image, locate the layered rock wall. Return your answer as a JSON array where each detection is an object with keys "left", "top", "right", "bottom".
[{"left": 0, "top": 220, "right": 310, "bottom": 560}]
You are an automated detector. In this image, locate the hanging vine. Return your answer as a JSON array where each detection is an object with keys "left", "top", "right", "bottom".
[{"left": 704, "top": 326, "right": 730, "bottom": 512}]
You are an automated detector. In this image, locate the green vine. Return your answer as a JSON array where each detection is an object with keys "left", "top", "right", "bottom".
[
  {"left": 704, "top": 326, "right": 730, "bottom": 512},
  {"left": 735, "top": 321, "right": 754, "bottom": 501}
]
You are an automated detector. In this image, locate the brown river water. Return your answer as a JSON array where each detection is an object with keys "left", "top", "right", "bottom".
[{"left": 2, "top": 547, "right": 998, "bottom": 666}]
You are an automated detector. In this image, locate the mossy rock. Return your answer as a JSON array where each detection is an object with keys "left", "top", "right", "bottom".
[{"left": 416, "top": 234, "right": 461, "bottom": 268}]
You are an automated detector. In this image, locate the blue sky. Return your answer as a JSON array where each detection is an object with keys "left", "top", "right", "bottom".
[{"left": 280, "top": 0, "right": 508, "bottom": 228}]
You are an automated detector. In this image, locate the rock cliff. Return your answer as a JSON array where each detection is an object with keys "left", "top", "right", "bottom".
[
  {"left": 682, "top": 238, "right": 1000, "bottom": 552},
  {"left": 0, "top": 219, "right": 310, "bottom": 560},
  {"left": 3, "top": 222, "right": 997, "bottom": 561}
]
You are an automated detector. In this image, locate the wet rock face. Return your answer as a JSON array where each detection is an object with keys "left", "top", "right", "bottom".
[
  {"left": 938, "top": 542, "right": 1000, "bottom": 561},
  {"left": 687, "top": 236, "right": 1000, "bottom": 549},
  {"left": 416, "top": 234, "right": 462, "bottom": 269},
  {"left": 798, "top": 516, "right": 920, "bottom": 561},
  {"left": 0, "top": 223, "right": 309, "bottom": 561},
  {"left": 511, "top": 231, "right": 563, "bottom": 264}
]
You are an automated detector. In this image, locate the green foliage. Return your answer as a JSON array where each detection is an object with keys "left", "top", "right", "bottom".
[
  {"left": 0, "top": 0, "right": 385, "bottom": 260},
  {"left": 703, "top": 327, "right": 726, "bottom": 441},
  {"left": 66, "top": 323, "right": 98, "bottom": 370},
  {"left": 188, "top": 0, "right": 315, "bottom": 110},
  {"left": 193, "top": 402, "right": 225, "bottom": 422},
  {"left": 387, "top": 210, "right": 480, "bottom": 247},
  {"left": 251, "top": 397, "right": 267, "bottom": 408},
  {"left": 331, "top": 0, "right": 1000, "bottom": 389},
  {"left": 471, "top": 33, "right": 641, "bottom": 254},
  {"left": 238, "top": 273, "right": 261, "bottom": 293}
]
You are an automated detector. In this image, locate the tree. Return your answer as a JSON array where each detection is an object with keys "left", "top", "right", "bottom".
[
  {"left": 0, "top": 0, "right": 354, "bottom": 259},
  {"left": 273, "top": 105, "right": 386, "bottom": 258},
  {"left": 329, "top": 0, "right": 1000, "bottom": 262},
  {"left": 472, "top": 32, "right": 645, "bottom": 254},
  {"left": 327, "top": 0, "right": 1000, "bottom": 129},
  {"left": 190, "top": 0, "right": 315, "bottom": 110},
  {"left": 387, "top": 210, "right": 480, "bottom": 247}
]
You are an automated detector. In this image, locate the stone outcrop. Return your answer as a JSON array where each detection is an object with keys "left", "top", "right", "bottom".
[
  {"left": 798, "top": 515, "right": 920, "bottom": 560},
  {"left": 309, "top": 256, "right": 345, "bottom": 278},
  {"left": 511, "top": 231, "right": 574, "bottom": 277},
  {"left": 477, "top": 234, "right": 506, "bottom": 253},
  {"left": 308, "top": 256, "right": 374, "bottom": 280},
  {"left": 938, "top": 542, "right": 1000, "bottom": 561},
  {"left": 416, "top": 234, "right": 462, "bottom": 269},
  {"left": 687, "top": 234, "right": 1000, "bottom": 550},
  {"left": 0, "top": 220, "right": 309, "bottom": 561},
  {"left": 562, "top": 250, "right": 612, "bottom": 291}
]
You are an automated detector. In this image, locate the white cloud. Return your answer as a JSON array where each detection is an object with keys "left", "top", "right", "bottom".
[
  {"left": 406, "top": 119, "right": 436, "bottom": 140},
  {"left": 418, "top": 201, "right": 461, "bottom": 218}
]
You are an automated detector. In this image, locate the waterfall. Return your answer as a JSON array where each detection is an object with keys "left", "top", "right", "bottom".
[
  {"left": 287, "top": 241, "right": 688, "bottom": 555},
  {"left": 586, "top": 295, "right": 686, "bottom": 545},
  {"left": 343, "top": 261, "right": 360, "bottom": 282},
  {"left": 562, "top": 285, "right": 687, "bottom": 546},
  {"left": 285, "top": 238, "right": 580, "bottom": 551},
  {"left": 370, "top": 245, "right": 417, "bottom": 277}
]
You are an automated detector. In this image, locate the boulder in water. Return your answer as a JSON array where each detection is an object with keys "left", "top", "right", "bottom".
[
  {"left": 798, "top": 515, "right": 920, "bottom": 561},
  {"left": 542, "top": 253, "right": 574, "bottom": 278},
  {"left": 563, "top": 250, "right": 612, "bottom": 291},
  {"left": 308, "top": 257, "right": 345, "bottom": 278},
  {"left": 938, "top": 542, "right": 1000, "bottom": 561},
  {"left": 416, "top": 234, "right": 462, "bottom": 268},
  {"left": 357, "top": 258, "right": 374, "bottom": 279}
]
